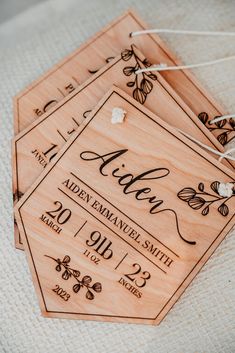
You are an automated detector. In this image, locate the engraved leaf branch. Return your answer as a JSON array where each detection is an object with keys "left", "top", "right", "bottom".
[
  {"left": 121, "top": 45, "right": 157, "bottom": 104},
  {"left": 45, "top": 255, "right": 102, "bottom": 300},
  {"left": 177, "top": 181, "right": 235, "bottom": 217},
  {"left": 198, "top": 112, "right": 235, "bottom": 146}
]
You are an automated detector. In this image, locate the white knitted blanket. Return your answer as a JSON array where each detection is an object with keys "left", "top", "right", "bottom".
[{"left": 0, "top": 0, "right": 234, "bottom": 352}]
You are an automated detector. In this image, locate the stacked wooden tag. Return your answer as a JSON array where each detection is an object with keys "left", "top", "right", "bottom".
[{"left": 13, "top": 10, "right": 235, "bottom": 325}]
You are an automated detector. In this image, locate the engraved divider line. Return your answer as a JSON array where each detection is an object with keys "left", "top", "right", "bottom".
[
  {"left": 114, "top": 252, "right": 128, "bottom": 270},
  {"left": 74, "top": 220, "right": 87, "bottom": 237}
]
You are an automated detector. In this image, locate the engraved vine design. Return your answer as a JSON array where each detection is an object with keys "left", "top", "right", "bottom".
[
  {"left": 177, "top": 181, "right": 235, "bottom": 217},
  {"left": 45, "top": 255, "right": 102, "bottom": 300},
  {"left": 198, "top": 112, "right": 235, "bottom": 146},
  {"left": 121, "top": 45, "right": 157, "bottom": 104}
]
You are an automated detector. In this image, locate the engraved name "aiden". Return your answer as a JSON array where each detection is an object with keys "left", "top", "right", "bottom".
[{"left": 80, "top": 148, "right": 196, "bottom": 246}]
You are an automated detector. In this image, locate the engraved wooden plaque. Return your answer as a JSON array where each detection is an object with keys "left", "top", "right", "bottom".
[
  {"left": 13, "top": 46, "right": 230, "bottom": 249},
  {"left": 15, "top": 87, "right": 235, "bottom": 325},
  {"left": 14, "top": 10, "right": 231, "bottom": 147}
]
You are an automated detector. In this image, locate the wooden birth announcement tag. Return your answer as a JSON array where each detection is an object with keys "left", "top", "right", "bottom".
[
  {"left": 14, "top": 10, "right": 232, "bottom": 148},
  {"left": 15, "top": 87, "right": 235, "bottom": 325},
  {"left": 13, "top": 46, "right": 229, "bottom": 249}
]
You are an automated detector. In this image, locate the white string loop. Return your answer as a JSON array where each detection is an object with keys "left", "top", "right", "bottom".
[
  {"left": 135, "top": 56, "right": 235, "bottom": 74},
  {"left": 130, "top": 28, "right": 235, "bottom": 38},
  {"left": 177, "top": 129, "right": 235, "bottom": 162}
]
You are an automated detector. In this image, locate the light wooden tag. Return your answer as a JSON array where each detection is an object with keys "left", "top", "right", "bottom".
[
  {"left": 15, "top": 87, "right": 235, "bottom": 325},
  {"left": 14, "top": 10, "right": 230, "bottom": 147},
  {"left": 13, "top": 46, "right": 230, "bottom": 249}
]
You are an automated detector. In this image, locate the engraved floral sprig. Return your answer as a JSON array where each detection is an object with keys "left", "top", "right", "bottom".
[
  {"left": 198, "top": 112, "right": 235, "bottom": 146},
  {"left": 121, "top": 45, "right": 157, "bottom": 104},
  {"left": 45, "top": 255, "right": 102, "bottom": 300},
  {"left": 13, "top": 190, "right": 24, "bottom": 202},
  {"left": 177, "top": 181, "right": 235, "bottom": 217}
]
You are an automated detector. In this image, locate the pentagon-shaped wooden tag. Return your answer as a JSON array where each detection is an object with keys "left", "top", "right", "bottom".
[{"left": 15, "top": 87, "right": 235, "bottom": 325}]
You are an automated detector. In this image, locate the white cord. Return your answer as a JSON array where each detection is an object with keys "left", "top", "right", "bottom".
[
  {"left": 130, "top": 28, "right": 235, "bottom": 37},
  {"left": 177, "top": 129, "right": 235, "bottom": 162},
  {"left": 135, "top": 55, "right": 235, "bottom": 74},
  {"left": 209, "top": 114, "right": 235, "bottom": 125}
]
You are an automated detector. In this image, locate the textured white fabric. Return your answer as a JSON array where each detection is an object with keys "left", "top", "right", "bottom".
[{"left": 0, "top": 0, "right": 235, "bottom": 352}]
